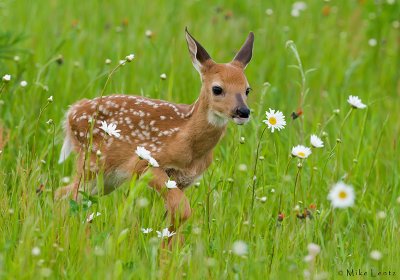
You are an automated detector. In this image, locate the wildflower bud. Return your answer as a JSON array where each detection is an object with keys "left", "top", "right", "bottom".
[
  {"left": 239, "top": 137, "right": 245, "bottom": 144},
  {"left": 2, "top": 74, "right": 11, "bottom": 82},
  {"left": 145, "top": 30, "right": 153, "bottom": 38},
  {"left": 298, "top": 200, "right": 303, "bottom": 204},
  {"left": 278, "top": 212, "right": 285, "bottom": 222},
  {"left": 293, "top": 205, "right": 300, "bottom": 211},
  {"left": 227, "top": 178, "right": 234, "bottom": 183},
  {"left": 160, "top": 73, "right": 167, "bottom": 80},
  {"left": 47, "top": 96, "right": 53, "bottom": 103},
  {"left": 353, "top": 158, "right": 358, "bottom": 164},
  {"left": 96, "top": 150, "right": 102, "bottom": 157},
  {"left": 259, "top": 196, "right": 267, "bottom": 203},
  {"left": 309, "top": 203, "right": 317, "bottom": 210},
  {"left": 119, "top": 60, "right": 126, "bottom": 66},
  {"left": 253, "top": 176, "right": 257, "bottom": 181},
  {"left": 88, "top": 117, "right": 93, "bottom": 124},
  {"left": 31, "top": 247, "right": 41, "bottom": 256},
  {"left": 105, "top": 59, "right": 112, "bottom": 65},
  {"left": 333, "top": 109, "right": 340, "bottom": 115},
  {"left": 46, "top": 119, "right": 54, "bottom": 125},
  {"left": 308, "top": 243, "right": 321, "bottom": 256},
  {"left": 14, "top": 56, "right": 20, "bottom": 62},
  {"left": 125, "top": 54, "right": 135, "bottom": 62},
  {"left": 20, "top": 81, "right": 28, "bottom": 87},
  {"left": 259, "top": 156, "right": 265, "bottom": 160},
  {"left": 297, "top": 162, "right": 303, "bottom": 169},
  {"left": 56, "top": 54, "right": 64, "bottom": 65},
  {"left": 270, "top": 188, "right": 275, "bottom": 193},
  {"left": 313, "top": 166, "right": 318, "bottom": 171},
  {"left": 336, "top": 138, "right": 342, "bottom": 143},
  {"left": 263, "top": 82, "right": 271, "bottom": 87},
  {"left": 377, "top": 211, "right": 386, "bottom": 219},
  {"left": 73, "top": 61, "right": 80, "bottom": 68},
  {"left": 322, "top": 131, "right": 328, "bottom": 137},
  {"left": 41, "top": 160, "right": 46, "bottom": 164}
]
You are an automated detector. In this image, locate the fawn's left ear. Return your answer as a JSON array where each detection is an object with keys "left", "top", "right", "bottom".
[
  {"left": 232, "top": 32, "right": 254, "bottom": 69},
  {"left": 185, "top": 27, "right": 213, "bottom": 74}
]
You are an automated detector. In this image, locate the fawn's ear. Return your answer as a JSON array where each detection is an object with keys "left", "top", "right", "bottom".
[
  {"left": 232, "top": 32, "right": 254, "bottom": 69},
  {"left": 185, "top": 28, "right": 213, "bottom": 74}
]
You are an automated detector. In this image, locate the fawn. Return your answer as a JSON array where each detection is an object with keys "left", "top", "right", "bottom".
[{"left": 56, "top": 29, "right": 254, "bottom": 228}]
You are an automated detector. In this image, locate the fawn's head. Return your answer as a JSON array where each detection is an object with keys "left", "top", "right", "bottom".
[{"left": 185, "top": 28, "right": 254, "bottom": 126}]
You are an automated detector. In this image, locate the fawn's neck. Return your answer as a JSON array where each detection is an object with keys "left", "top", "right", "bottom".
[{"left": 183, "top": 88, "right": 227, "bottom": 158}]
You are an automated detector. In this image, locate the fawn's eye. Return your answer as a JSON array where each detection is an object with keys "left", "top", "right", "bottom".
[
  {"left": 212, "top": 86, "right": 223, "bottom": 96},
  {"left": 245, "top": 88, "right": 252, "bottom": 96}
]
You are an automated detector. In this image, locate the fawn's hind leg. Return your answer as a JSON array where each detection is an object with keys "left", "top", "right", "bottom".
[{"left": 55, "top": 152, "right": 99, "bottom": 200}]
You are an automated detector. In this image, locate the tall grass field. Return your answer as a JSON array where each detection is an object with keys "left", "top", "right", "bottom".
[{"left": 1, "top": 0, "right": 399, "bottom": 279}]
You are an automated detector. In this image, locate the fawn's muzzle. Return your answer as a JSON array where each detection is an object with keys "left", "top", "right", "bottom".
[{"left": 236, "top": 107, "right": 250, "bottom": 118}]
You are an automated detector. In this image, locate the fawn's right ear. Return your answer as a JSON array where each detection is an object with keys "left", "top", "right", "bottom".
[{"left": 185, "top": 28, "right": 213, "bottom": 74}]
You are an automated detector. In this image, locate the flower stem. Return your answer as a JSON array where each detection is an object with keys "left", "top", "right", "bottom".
[
  {"left": 293, "top": 164, "right": 302, "bottom": 205},
  {"left": 251, "top": 126, "right": 268, "bottom": 211},
  {"left": 339, "top": 108, "right": 353, "bottom": 138}
]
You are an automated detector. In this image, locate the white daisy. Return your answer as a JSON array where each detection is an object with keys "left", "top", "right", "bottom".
[
  {"left": 307, "top": 243, "right": 321, "bottom": 256},
  {"left": 368, "top": 38, "right": 377, "bottom": 47},
  {"left": 370, "top": 250, "right": 383, "bottom": 261},
  {"left": 232, "top": 240, "right": 248, "bottom": 256},
  {"left": 310, "top": 134, "right": 324, "bottom": 148},
  {"left": 135, "top": 146, "right": 151, "bottom": 160},
  {"left": 291, "top": 145, "right": 312, "bottom": 159},
  {"left": 2, "top": 74, "right": 11, "bottom": 82},
  {"left": 135, "top": 146, "right": 159, "bottom": 167},
  {"left": 156, "top": 228, "right": 176, "bottom": 238},
  {"left": 165, "top": 179, "right": 178, "bottom": 189},
  {"left": 20, "top": 80, "right": 28, "bottom": 87},
  {"left": 148, "top": 156, "right": 159, "bottom": 167},
  {"left": 347, "top": 95, "right": 367, "bottom": 109},
  {"left": 263, "top": 108, "right": 286, "bottom": 132},
  {"left": 293, "top": 1, "right": 307, "bottom": 11},
  {"left": 145, "top": 30, "right": 153, "bottom": 38},
  {"left": 31, "top": 247, "right": 41, "bottom": 256},
  {"left": 99, "top": 121, "right": 121, "bottom": 138},
  {"left": 125, "top": 54, "right": 135, "bottom": 62},
  {"left": 327, "top": 182, "right": 355, "bottom": 208},
  {"left": 141, "top": 228, "right": 153, "bottom": 234}
]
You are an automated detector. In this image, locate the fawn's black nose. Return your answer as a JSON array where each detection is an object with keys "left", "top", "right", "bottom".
[{"left": 236, "top": 107, "right": 250, "bottom": 118}]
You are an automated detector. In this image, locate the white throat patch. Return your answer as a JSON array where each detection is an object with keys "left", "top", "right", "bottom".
[{"left": 207, "top": 110, "right": 228, "bottom": 127}]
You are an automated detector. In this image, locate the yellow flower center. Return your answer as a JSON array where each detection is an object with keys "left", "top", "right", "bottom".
[
  {"left": 298, "top": 152, "right": 305, "bottom": 157},
  {"left": 269, "top": 117, "right": 277, "bottom": 125},
  {"left": 338, "top": 191, "right": 347, "bottom": 199}
]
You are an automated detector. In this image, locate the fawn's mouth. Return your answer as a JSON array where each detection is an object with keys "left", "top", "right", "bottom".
[{"left": 232, "top": 116, "right": 250, "bottom": 125}]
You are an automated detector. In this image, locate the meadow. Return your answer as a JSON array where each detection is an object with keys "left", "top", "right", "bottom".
[{"left": 1, "top": 0, "right": 400, "bottom": 279}]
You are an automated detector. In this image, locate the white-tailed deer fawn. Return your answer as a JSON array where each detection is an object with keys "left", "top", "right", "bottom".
[{"left": 56, "top": 28, "right": 254, "bottom": 229}]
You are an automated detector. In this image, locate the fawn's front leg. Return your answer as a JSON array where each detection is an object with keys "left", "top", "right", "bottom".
[{"left": 146, "top": 167, "right": 191, "bottom": 228}]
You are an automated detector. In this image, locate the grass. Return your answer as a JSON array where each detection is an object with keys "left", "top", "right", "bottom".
[{"left": 1, "top": 0, "right": 400, "bottom": 279}]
